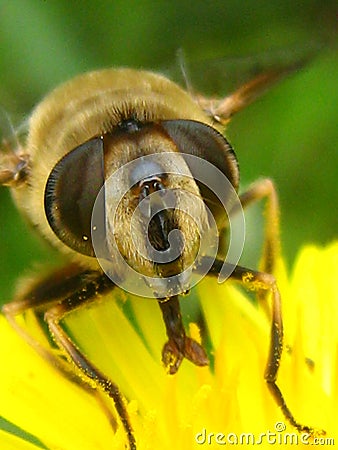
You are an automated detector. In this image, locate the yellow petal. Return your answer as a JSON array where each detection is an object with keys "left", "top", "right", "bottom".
[{"left": 1, "top": 242, "right": 337, "bottom": 449}]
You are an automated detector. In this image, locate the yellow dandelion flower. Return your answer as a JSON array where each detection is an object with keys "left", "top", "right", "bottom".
[{"left": 1, "top": 242, "right": 337, "bottom": 449}]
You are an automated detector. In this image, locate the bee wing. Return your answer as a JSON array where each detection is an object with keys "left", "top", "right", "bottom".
[
  {"left": 169, "top": 41, "right": 324, "bottom": 124},
  {"left": 0, "top": 108, "right": 29, "bottom": 186}
]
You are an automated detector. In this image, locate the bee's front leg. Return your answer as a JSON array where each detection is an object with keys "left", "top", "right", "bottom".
[
  {"left": 2, "top": 263, "right": 136, "bottom": 450},
  {"left": 158, "top": 295, "right": 208, "bottom": 374}
]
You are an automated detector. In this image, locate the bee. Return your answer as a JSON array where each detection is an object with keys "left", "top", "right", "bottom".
[{"left": 0, "top": 51, "right": 321, "bottom": 449}]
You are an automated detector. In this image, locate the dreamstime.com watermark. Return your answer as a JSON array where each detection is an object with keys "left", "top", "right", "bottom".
[{"left": 194, "top": 422, "right": 335, "bottom": 446}]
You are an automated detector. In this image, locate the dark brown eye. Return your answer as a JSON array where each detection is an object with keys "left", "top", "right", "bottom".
[
  {"left": 44, "top": 136, "right": 105, "bottom": 256},
  {"left": 160, "top": 119, "right": 239, "bottom": 224},
  {"left": 161, "top": 119, "right": 239, "bottom": 190}
]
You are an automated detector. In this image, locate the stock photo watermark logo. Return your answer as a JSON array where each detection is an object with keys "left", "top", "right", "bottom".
[
  {"left": 91, "top": 153, "right": 245, "bottom": 297},
  {"left": 195, "top": 422, "right": 335, "bottom": 446}
]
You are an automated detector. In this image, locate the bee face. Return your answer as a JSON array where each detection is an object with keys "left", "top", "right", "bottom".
[
  {"left": 11, "top": 68, "right": 237, "bottom": 292},
  {"left": 104, "top": 147, "right": 205, "bottom": 281}
]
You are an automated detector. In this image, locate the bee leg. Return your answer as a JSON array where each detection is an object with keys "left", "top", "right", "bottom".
[
  {"left": 2, "top": 263, "right": 96, "bottom": 364},
  {"left": 158, "top": 296, "right": 208, "bottom": 374},
  {"left": 235, "top": 180, "right": 316, "bottom": 371},
  {"left": 42, "top": 279, "right": 136, "bottom": 450},
  {"left": 206, "top": 259, "right": 324, "bottom": 435},
  {"left": 2, "top": 265, "right": 136, "bottom": 450},
  {"left": 228, "top": 178, "right": 281, "bottom": 317},
  {"left": 238, "top": 178, "right": 280, "bottom": 275}
]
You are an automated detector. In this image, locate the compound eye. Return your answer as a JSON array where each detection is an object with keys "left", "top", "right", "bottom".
[
  {"left": 161, "top": 119, "right": 239, "bottom": 190},
  {"left": 44, "top": 136, "right": 105, "bottom": 256}
]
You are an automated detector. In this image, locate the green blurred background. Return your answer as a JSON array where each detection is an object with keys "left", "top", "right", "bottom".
[{"left": 0, "top": 0, "right": 337, "bottom": 306}]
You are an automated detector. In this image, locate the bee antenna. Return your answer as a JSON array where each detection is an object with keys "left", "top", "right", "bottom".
[
  {"left": 0, "top": 107, "right": 24, "bottom": 155},
  {"left": 176, "top": 48, "right": 193, "bottom": 95}
]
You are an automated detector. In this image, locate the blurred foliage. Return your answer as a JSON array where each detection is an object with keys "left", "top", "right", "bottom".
[{"left": 0, "top": 0, "right": 337, "bottom": 305}]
